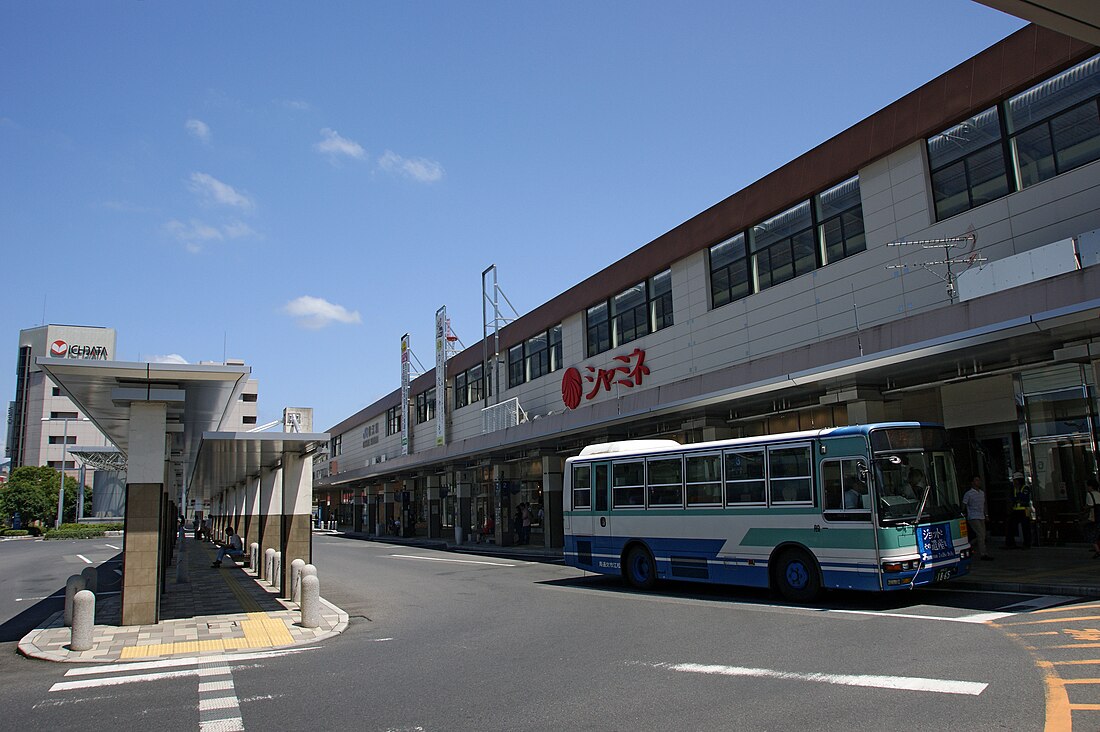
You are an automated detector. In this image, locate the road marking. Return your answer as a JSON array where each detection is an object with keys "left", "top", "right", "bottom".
[
  {"left": 1037, "top": 660, "right": 1072, "bottom": 731},
  {"left": 76, "top": 554, "right": 92, "bottom": 564},
  {"left": 997, "top": 615, "right": 1100, "bottom": 626},
  {"left": 61, "top": 646, "right": 319, "bottom": 677},
  {"left": 104, "top": 544, "right": 121, "bottom": 550},
  {"left": 645, "top": 662, "right": 987, "bottom": 695},
  {"left": 15, "top": 591, "right": 118, "bottom": 602},
  {"left": 197, "top": 659, "right": 243, "bottom": 732},
  {"left": 389, "top": 554, "right": 516, "bottom": 567},
  {"left": 51, "top": 669, "right": 199, "bottom": 692},
  {"left": 829, "top": 608, "right": 1009, "bottom": 624}
]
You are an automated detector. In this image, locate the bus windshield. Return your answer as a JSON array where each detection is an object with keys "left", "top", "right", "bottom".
[{"left": 870, "top": 428, "right": 962, "bottom": 526}]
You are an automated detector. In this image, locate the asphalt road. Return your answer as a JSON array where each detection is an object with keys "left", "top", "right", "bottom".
[{"left": 1, "top": 533, "right": 1096, "bottom": 731}]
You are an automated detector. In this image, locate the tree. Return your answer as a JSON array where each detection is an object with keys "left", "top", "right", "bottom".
[{"left": 0, "top": 465, "right": 87, "bottom": 526}]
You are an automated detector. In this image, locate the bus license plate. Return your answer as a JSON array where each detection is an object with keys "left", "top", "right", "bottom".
[{"left": 935, "top": 567, "right": 956, "bottom": 582}]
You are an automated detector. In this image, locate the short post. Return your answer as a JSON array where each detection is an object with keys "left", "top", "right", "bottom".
[
  {"left": 64, "top": 575, "right": 86, "bottom": 627},
  {"left": 272, "top": 551, "right": 282, "bottom": 590},
  {"left": 70, "top": 589, "right": 95, "bottom": 651},
  {"left": 250, "top": 543, "right": 259, "bottom": 574},
  {"left": 80, "top": 566, "right": 98, "bottom": 594},
  {"left": 300, "top": 573, "right": 320, "bottom": 629},
  {"left": 264, "top": 547, "right": 276, "bottom": 582},
  {"left": 291, "top": 558, "right": 305, "bottom": 603}
]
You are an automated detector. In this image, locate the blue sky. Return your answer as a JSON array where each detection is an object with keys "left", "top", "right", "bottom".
[{"left": 0, "top": 2, "right": 1026, "bottom": 440}]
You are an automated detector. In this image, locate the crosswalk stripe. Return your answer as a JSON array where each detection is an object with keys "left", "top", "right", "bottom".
[{"left": 50, "top": 669, "right": 198, "bottom": 692}]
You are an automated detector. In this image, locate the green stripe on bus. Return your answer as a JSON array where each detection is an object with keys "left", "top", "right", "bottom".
[{"left": 740, "top": 528, "right": 876, "bottom": 550}]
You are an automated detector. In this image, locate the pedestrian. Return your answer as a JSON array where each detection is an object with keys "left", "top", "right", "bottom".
[
  {"left": 521, "top": 503, "right": 532, "bottom": 544},
  {"left": 203, "top": 515, "right": 213, "bottom": 543},
  {"left": 1005, "top": 471, "right": 1034, "bottom": 549},
  {"left": 211, "top": 526, "right": 243, "bottom": 567},
  {"left": 1084, "top": 477, "right": 1100, "bottom": 558},
  {"left": 962, "top": 475, "right": 993, "bottom": 560},
  {"left": 513, "top": 504, "right": 524, "bottom": 544}
]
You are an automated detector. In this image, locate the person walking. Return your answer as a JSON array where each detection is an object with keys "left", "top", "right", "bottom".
[
  {"left": 962, "top": 475, "right": 993, "bottom": 560},
  {"left": 211, "top": 526, "right": 244, "bottom": 567},
  {"left": 1005, "top": 471, "right": 1034, "bottom": 549},
  {"left": 521, "top": 503, "right": 532, "bottom": 545}
]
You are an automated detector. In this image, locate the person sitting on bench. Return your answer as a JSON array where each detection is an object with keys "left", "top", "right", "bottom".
[{"left": 211, "top": 526, "right": 244, "bottom": 567}]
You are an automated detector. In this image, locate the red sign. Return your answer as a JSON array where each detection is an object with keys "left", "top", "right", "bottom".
[
  {"left": 50, "top": 340, "right": 68, "bottom": 357},
  {"left": 561, "top": 348, "right": 650, "bottom": 410}
]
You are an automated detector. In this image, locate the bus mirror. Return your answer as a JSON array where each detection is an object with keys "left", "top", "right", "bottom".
[{"left": 857, "top": 462, "right": 868, "bottom": 481}]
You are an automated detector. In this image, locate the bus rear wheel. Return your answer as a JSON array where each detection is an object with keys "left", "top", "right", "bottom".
[
  {"left": 623, "top": 545, "right": 657, "bottom": 590},
  {"left": 774, "top": 548, "right": 821, "bottom": 602}
]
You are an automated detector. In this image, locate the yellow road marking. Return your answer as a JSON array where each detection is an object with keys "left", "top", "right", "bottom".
[
  {"left": 1070, "top": 704, "right": 1100, "bottom": 710},
  {"left": 1037, "top": 660, "right": 1072, "bottom": 732},
  {"left": 996, "top": 615, "right": 1100, "bottom": 627},
  {"left": 1030, "top": 605, "right": 1100, "bottom": 615},
  {"left": 1053, "top": 660, "right": 1100, "bottom": 666},
  {"left": 1062, "top": 679, "right": 1100, "bottom": 684}
]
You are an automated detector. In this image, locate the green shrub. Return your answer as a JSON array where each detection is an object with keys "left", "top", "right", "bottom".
[
  {"left": 44, "top": 526, "right": 107, "bottom": 540},
  {"left": 1, "top": 529, "right": 30, "bottom": 536}
]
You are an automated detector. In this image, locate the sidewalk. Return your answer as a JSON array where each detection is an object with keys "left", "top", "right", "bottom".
[
  {"left": 18, "top": 536, "right": 348, "bottom": 663},
  {"left": 338, "top": 529, "right": 1100, "bottom": 598}
]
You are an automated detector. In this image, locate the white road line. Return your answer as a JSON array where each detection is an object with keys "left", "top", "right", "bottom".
[
  {"left": 650, "top": 662, "right": 988, "bottom": 695},
  {"left": 389, "top": 554, "right": 515, "bottom": 567},
  {"left": 829, "top": 608, "right": 1011, "bottom": 624},
  {"left": 51, "top": 669, "right": 199, "bottom": 692},
  {"left": 61, "top": 646, "right": 320, "bottom": 677},
  {"left": 104, "top": 544, "right": 121, "bottom": 550},
  {"left": 76, "top": 554, "right": 92, "bottom": 564}
]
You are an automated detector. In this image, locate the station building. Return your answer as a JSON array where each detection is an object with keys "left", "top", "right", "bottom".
[{"left": 317, "top": 25, "right": 1100, "bottom": 550}]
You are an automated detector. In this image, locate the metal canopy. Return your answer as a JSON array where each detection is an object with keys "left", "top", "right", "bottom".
[
  {"left": 190, "top": 431, "right": 329, "bottom": 501},
  {"left": 36, "top": 358, "right": 250, "bottom": 491},
  {"left": 68, "top": 446, "right": 127, "bottom": 471}
]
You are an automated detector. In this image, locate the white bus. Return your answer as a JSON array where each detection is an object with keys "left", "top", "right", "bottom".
[{"left": 563, "top": 423, "right": 971, "bottom": 601}]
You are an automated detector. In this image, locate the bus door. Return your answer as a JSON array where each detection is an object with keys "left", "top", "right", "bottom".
[
  {"left": 818, "top": 444, "right": 879, "bottom": 591},
  {"left": 593, "top": 461, "right": 612, "bottom": 543}
]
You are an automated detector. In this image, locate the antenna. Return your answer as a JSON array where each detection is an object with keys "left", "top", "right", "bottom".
[{"left": 885, "top": 226, "right": 985, "bottom": 303}]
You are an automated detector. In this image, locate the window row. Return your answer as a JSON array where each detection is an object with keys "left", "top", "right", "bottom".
[
  {"left": 709, "top": 175, "right": 866, "bottom": 308},
  {"left": 586, "top": 270, "right": 672, "bottom": 357},
  {"left": 570, "top": 444, "right": 814, "bottom": 510},
  {"left": 928, "top": 53, "right": 1100, "bottom": 221},
  {"left": 454, "top": 362, "right": 492, "bottom": 409},
  {"left": 508, "top": 325, "right": 563, "bottom": 388},
  {"left": 415, "top": 388, "right": 436, "bottom": 424},
  {"left": 386, "top": 405, "right": 402, "bottom": 436}
]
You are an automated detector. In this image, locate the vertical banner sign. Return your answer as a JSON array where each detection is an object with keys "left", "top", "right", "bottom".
[
  {"left": 400, "top": 334, "right": 410, "bottom": 456},
  {"left": 435, "top": 306, "right": 447, "bottom": 447}
]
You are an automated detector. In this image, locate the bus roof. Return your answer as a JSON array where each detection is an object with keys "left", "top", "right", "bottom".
[{"left": 568, "top": 422, "right": 937, "bottom": 462}]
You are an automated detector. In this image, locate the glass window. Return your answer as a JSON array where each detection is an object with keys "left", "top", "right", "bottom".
[
  {"left": 586, "top": 302, "right": 610, "bottom": 357},
  {"left": 454, "top": 371, "right": 468, "bottom": 409},
  {"left": 769, "top": 445, "right": 813, "bottom": 504},
  {"left": 725, "top": 449, "right": 766, "bottom": 504},
  {"left": 647, "top": 456, "right": 684, "bottom": 507},
  {"left": 927, "top": 107, "right": 1010, "bottom": 220},
  {"left": 612, "top": 461, "right": 645, "bottom": 508},
  {"left": 1025, "top": 387, "right": 1092, "bottom": 438},
  {"left": 508, "top": 344, "right": 524, "bottom": 389},
  {"left": 526, "top": 331, "right": 549, "bottom": 380},
  {"left": 386, "top": 406, "right": 402, "bottom": 436},
  {"left": 816, "top": 176, "right": 866, "bottom": 264},
  {"left": 572, "top": 464, "right": 591, "bottom": 509},
  {"left": 710, "top": 233, "right": 751, "bottom": 308},
  {"left": 650, "top": 269, "right": 673, "bottom": 332},
  {"left": 549, "top": 325, "right": 563, "bottom": 372},
  {"left": 822, "top": 458, "right": 871, "bottom": 520},
  {"left": 686, "top": 453, "right": 722, "bottom": 506},
  {"left": 612, "top": 282, "right": 648, "bottom": 346},
  {"left": 469, "top": 363, "right": 485, "bottom": 403},
  {"left": 751, "top": 201, "right": 815, "bottom": 291},
  {"left": 415, "top": 388, "right": 436, "bottom": 423}
]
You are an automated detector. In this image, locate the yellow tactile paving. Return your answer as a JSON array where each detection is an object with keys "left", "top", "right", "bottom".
[{"left": 119, "top": 613, "right": 294, "bottom": 658}]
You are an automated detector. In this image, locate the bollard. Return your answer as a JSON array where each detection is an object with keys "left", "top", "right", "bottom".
[
  {"left": 70, "top": 589, "right": 95, "bottom": 651},
  {"left": 80, "top": 566, "right": 98, "bottom": 595},
  {"left": 272, "top": 551, "right": 282, "bottom": 590},
  {"left": 300, "top": 573, "right": 320, "bottom": 629},
  {"left": 264, "top": 548, "right": 276, "bottom": 582},
  {"left": 64, "top": 575, "right": 86, "bottom": 627},
  {"left": 250, "top": 543, "right": 259, "bottom": 574},
  {"left": 291, "top": 558, "right": 305, "bottom": 604}
]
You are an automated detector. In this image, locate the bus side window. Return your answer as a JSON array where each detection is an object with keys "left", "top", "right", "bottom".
[{"left": 823, "top": 462, "right": 843, "bottom": 510}]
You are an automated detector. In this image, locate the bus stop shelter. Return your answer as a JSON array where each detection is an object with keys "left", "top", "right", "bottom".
[{"left": 36, "top": 358, "right": 326, "bottom": 626}]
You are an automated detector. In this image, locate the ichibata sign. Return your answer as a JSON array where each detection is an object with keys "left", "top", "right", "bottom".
[
  {"left": 50, "top": 340, "right": 109, "bottom": 360},
  {"left": 561, "top": 347, "right": 649, "bottom": 409}
]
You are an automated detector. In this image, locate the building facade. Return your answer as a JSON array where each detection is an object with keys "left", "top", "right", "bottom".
[{"left": 318, "top": 25, "right": 1100, "bottom": 549}]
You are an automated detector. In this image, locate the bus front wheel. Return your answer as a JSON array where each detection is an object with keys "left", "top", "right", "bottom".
[
  {"left": 623, "top": 545, "right": 657, "bottom": 590},
  {"left": 774, "top": 549, "right": 821, "bottom": 602}
]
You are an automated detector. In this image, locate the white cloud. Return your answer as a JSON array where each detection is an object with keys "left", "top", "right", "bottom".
[
  {"left": 188, "top": 172, "right": 254, "bottom": 210},
  {"left": 147, "top": 354, "right": 189, "bottom": 364},
  {"left": 185, "top": 118, "right": 211, "bottom": 143},
  {"left": 377, "top": 150, "right": 444, "bottom": 183},
  {"left": 164, "top": 218, "right": 258, "bottom": 253},
  {"left": 314, "top": 128, "right": 365, "bottom": 161},
  {"left": 283, "top": 295, "right": 362, "bottom": 329},
  {"left": 280, "top": 99, "right": 310, "bottom": 111}
]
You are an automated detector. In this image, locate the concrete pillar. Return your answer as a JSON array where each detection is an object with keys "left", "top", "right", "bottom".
[
  {"left": 64, "top": 575, "right": 85, "bottom": 626},
  {"left": 280, "top": 450, "right": 313, "bottom": 598},
  {"left": 300, "top": 572, "right": 320, "bottom": 629},
  {"left": 353, "top": 489, "right": 364, "bottom": 533},
  {"left": 426, "top": 475, "right": 442, "bottom": 539},
  {"left": 258, "top": 467, "right": 280, "bottom": 577},
  {"left": 493, "top": 465, "right": 514, "bottom": 546},
  {"left": 243, "top": 473, "right": 260, "bottom": 555},
  {"left": 122, "top": 401, "right": 167, "bottom": 626},
  {"left": 383, "top": 484, "right": 396, "bottom": 534},
  {"left": 455, "top": 472, "right": 473, "bottom": 544},
  {"left": 71, "top": 590, "right": 95, "bottom": 651},
  {"left": 542, "top": 456, "right": 564, "bottom": 549}
]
